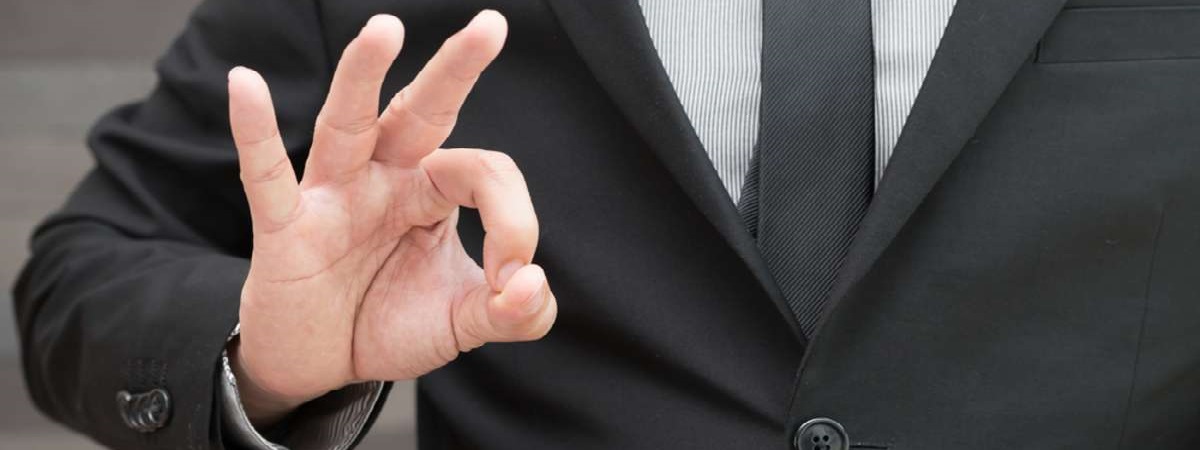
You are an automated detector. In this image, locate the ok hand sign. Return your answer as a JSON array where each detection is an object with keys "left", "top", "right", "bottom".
[{"left": 226, "top": 11, "right": 556, "bottom": 424}]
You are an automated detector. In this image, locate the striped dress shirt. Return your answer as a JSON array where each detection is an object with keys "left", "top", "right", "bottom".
[{"left": 638, "top": 0, "right": 959, "bottom": 203}]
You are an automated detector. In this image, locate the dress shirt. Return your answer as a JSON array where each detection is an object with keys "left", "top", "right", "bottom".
[
  {"left": 640, "top": 0, "right": 957, "bottom": 201},
  {"left": 222, "top": 1, "right": 959, "bottom": 447}
]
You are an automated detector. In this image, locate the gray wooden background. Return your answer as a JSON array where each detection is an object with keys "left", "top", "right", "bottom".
[{"left": 0, "top": 1, "right": 417, "bottom": 448}]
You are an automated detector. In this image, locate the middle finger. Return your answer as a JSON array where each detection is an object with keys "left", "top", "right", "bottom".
[{"left": 374, "top": 10, "right": 508, "bottom": 168}]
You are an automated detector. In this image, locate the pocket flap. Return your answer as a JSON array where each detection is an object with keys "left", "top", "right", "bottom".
[{"left": 1039, "top": 6, "right": 1200, "bottom": 63}]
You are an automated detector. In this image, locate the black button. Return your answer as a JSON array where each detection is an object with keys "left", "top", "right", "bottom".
[
  {"left": 793, "top": 417, "right": 848, "bottom": 450},
  {"left": 116, "top": 388, "right": 171, "bottom": 433}
]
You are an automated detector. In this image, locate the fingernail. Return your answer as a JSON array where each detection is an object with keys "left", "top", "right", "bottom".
[
  {"left": 470, "top": 9, "right": 501, "bottom": 26},
  {"left": 520, "top": 281, "right": 546, "bottom": 315},
  {"left": 497, "top": 261, "right": 522, "bottom": 288},
  {"left": 228, "top": 66, "right": 248, "bottom": 80},
  {"left": 363, "top": 14, "right": 398, "bottom": 33}
]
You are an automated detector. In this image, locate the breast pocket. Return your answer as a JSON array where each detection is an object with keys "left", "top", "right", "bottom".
[{"left": 1037, "top": 6, "right": 1200, "bottom": 63}]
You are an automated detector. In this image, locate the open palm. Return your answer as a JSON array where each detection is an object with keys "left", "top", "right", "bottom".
[{"left": 226, "top": 11, "right": 556, "bottom": 421}]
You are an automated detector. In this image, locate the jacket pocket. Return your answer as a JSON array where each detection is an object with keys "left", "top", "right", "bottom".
[{"left": 1038, "top": 6, "right": 1200, "bottom": 63}]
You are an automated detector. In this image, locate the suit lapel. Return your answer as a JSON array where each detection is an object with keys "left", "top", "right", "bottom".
[
  {"left": 544, "top": 0, "right": 804, "bottom": 341},
  {"left": 829, "top": 0, "right": 1070, "bottom": 305}
]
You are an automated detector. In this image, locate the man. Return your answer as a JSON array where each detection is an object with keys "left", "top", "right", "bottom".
[{"left": 14, "top": 0, "right": 1200, "bottom": 449}]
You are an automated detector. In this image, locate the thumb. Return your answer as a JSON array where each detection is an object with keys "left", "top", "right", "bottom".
[{"left": 452, "top": 264, "right": 556, "bottom": 352}]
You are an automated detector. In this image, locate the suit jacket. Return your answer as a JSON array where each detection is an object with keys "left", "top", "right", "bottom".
[{"left": 14, "top": 0, "right": 1200, "bottom": 448}]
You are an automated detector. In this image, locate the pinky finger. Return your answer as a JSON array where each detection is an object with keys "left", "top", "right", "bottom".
[{"left": 228, "top": 67, "right": 301, "bottom": 234}]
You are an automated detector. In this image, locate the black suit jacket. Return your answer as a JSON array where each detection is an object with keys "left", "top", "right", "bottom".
[{"left": 14, "top": 0, "right": 1200, "bottom": 448}]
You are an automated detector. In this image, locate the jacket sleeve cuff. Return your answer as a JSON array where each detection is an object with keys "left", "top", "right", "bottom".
[{"left": 218, "top": 324, "right": 385, "bottom": 450}]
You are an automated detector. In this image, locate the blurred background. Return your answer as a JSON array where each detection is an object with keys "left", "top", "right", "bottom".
[{"left": 0, "top": 1, "right": 416, "bottom": 448}]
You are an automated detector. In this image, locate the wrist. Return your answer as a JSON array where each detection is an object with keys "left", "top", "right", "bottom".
[{"left": 227, "top": 338, "right": 314, "bottom": 427}]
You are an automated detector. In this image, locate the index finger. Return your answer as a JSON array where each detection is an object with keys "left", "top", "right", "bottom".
[
  {"left": 421, "top": 148, "right": 538, "bottom": 291},
  {"left": 374, "top": 10, "right": 508, "bottom": 167}
]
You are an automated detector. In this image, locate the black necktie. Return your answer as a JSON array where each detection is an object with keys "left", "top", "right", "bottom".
[{"left": 742, "top": 0, "right": 875, "bottom": 337}]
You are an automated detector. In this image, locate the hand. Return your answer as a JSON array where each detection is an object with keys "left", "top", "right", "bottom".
[{"left": 225, "top": 11, "right": 556, "bottom": 425}]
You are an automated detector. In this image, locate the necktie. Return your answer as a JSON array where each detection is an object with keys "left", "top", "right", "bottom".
[{"left": 744, "top": 0, "right": 875, "bottom": 337}]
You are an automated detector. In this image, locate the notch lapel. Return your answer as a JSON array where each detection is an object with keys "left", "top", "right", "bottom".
[
  {"left": 828, "top": 0, "right": 1070, "bottom": 306},
  {"left": 544, "top": 0, "right": 804, "bottom": 341}
]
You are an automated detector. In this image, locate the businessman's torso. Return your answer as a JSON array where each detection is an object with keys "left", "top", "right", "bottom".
[{"left": 314, "top": 1, "right": 1200, "bottom": 448}]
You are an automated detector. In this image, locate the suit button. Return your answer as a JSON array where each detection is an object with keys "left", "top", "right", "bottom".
[
  {"left": 116, "top": 388, "right": 172, "bottom": 433},
  {"left": 793, "top": 417, "right": 848, "bottom": 450}
]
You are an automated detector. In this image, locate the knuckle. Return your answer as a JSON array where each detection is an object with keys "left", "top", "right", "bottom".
[
  {"left": 454, "top": 324, "right": 486, "bottom": 353},
  {"left": 448, "top": 69, "right": 481, "bottom": 84},
  {"left": 235, "top": 127, "right": 281, "bottom": 149},
  {"left": 444, "top": 59, "right": 483, "bottom": 84},
  {"left": 474, "top": 151, "right": 521, "bottom": 182},
  {"left": 390, "top": 89, "right": 459, "bottom": 128},
  {"left": 410, "top": 186, "right": 453, "bottom": 226},
  {"left": 432, "top": 336, "right": 462, "bottom": 366},
  {"left": 422, "top": 109, "right": 460, "bottom": 128},
  {"left": 242, "top": 157, "right": 293, "bottom": 184},
  {"left": 489, "top": 214, "right": 538, "bottom": 247},
  {"left": 434, "top": 340, "right": 460, "bottom": 367},
  {"left": 316, "top": 112, "right": 377, "bottom": 137},
  {"left": 450, "top": 297, "right": 489, "bottom": 353}
]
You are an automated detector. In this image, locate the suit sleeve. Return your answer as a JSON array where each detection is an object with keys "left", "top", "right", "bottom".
[{"left": 9, "top": 0, "right": 373, "bottom": 448}]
